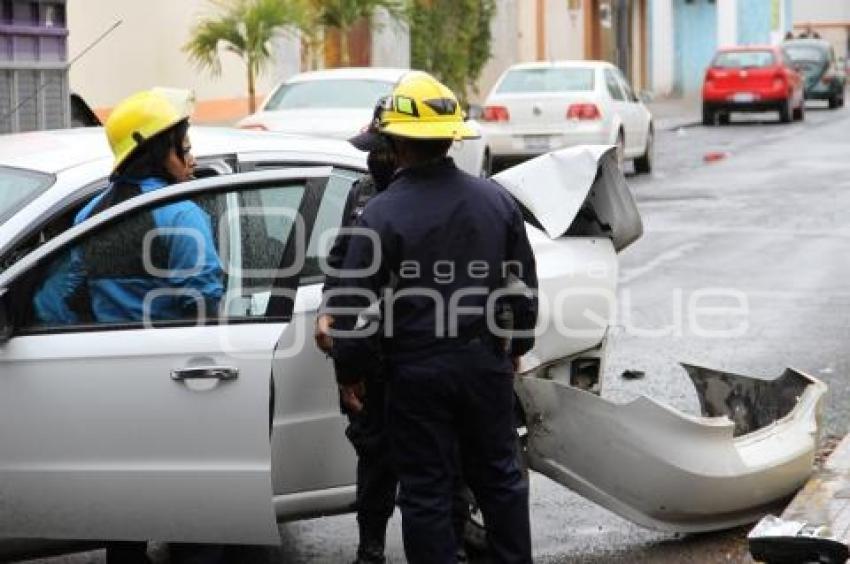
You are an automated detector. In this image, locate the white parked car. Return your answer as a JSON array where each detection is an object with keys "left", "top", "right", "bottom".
[
  {"left": 481, "top": 61, "right": 654, "bottom": 174},
  {"left": 237, "top": 67, "right": 489, "bottom": 176},
  {"left": 0, "top": 128, "right": 824, "bottom": 558}
]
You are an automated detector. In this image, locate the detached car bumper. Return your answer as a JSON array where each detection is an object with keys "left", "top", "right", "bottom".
[{"left": 515, "top": 364, "right": 826, "bottom": 533}]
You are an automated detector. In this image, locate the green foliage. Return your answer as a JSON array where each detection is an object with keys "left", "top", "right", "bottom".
[
  {"left": 408, "top": 0, "right": 496, "bottom": 103},
  {"left": 184, "top": 0, "right": 303, "bottom": 111}
]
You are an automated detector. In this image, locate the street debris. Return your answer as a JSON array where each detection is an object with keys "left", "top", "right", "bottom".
[
  {"left": 703, "top": 151, "right": 730, "bottom": 163},
  {"left": 748, "top": 515, "right": 848, "bottom": 564},
  {"left": 620, "top": 369, "right": 645, "bottom": 380}
]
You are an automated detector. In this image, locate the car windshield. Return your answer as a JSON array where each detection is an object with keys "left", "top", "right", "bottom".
[
  {"left": 713, "top": 50, "right": 776, "bottom": 69},
  {"left": 0, "top": 166, "right": 55, "bottom": 225},
  {"left": 264, "top": 79, "right": 395, "bottom": 110},
  {"left": 497, "top": 68, "right": 596, "bottom": 93},
  {"left": 784, "top": 45, "right": 827, "bottom": 63}
]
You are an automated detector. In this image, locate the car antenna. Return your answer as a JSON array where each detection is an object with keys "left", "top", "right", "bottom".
[{"left": 0, "top": 19, "right": 123, "bottom": 126}]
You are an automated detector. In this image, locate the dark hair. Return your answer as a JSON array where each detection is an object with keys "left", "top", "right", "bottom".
[
  {"left": 94, "top": 119, "right": 190, "bottom": 216},
  {"left": 112, "top": 119, "right": 190, "bottom": 183},
  {"left": 389, "top": 136, "right": 453, "bottom": 163}
]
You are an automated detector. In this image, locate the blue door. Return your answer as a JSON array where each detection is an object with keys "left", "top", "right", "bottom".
[{"left": 674, "top": 0, "right": 718, "bottom": 95}]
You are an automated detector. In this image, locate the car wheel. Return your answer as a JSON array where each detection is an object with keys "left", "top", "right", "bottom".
[
  {"left": 615, "top": 130, "right": 625, "bottom": 171},
  {"left": 718, "top": 112, "right": 730, "bottom": 125},
  {"left": 480, "top": 149, "right": 493, "bottom": 178},
  {"left": 702, "top": 105, "right": 714, "bottom": 126},
  {"left": 634, "top": 126, "right": 653, "bottom": 175},
  {"left": 828, "top": 94, "right": 840, "bottom": 110},
  {"left": 793, "top": 101, "right": 805, "bottom": 121},
  {"left": 779, "top": 98, "right": 792, "bottom": 123}
]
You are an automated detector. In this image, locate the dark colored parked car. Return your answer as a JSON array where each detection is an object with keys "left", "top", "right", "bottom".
[
  {"left": 782, "top": 39, "right": 846, "bottom": 109},
  {"left": 702, "top": 45, "right": 805, "bottom": 125}
]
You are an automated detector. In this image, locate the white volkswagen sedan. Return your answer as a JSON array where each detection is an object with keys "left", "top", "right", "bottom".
[
  {"left": 0, "top": 128, "right": 824, "bottom": 558},
  {"left": 481, "top": 61, "right": 654, "bottom": 174},
  {"left": 236, "top": 67, "right": 489, "bottom": 176}
]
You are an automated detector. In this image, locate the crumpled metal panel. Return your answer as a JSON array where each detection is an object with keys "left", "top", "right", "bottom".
[{"left": 515, "top": 365, "right": 827, "bottom": 533}]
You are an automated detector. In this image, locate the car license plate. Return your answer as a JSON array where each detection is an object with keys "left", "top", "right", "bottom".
[
  {"left": 524, "top": 135, "right": 551, "bottom": 151},
  {"left": 732, "top": 92, "right": 755, "bottom": 103}
]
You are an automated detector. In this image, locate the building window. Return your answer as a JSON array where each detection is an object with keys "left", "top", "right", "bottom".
[{"left": 2, "top": 0, "right": 13, "bottom": 24}]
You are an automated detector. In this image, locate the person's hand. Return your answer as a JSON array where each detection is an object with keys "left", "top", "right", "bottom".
[
  {"left": 339, "top": 381, "right": 366, "bottom": 414},
  {"left": 315, "top": 314, "right": 334, "bottom": 354},
  {"left": 511, "top": 355, "right": 521, "bottom": 374}
]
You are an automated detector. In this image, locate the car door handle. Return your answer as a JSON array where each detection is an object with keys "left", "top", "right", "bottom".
[{"left": 171, "top": 366, "right": 239, "bottom": 381}]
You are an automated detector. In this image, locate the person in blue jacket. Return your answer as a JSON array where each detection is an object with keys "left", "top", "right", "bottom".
[{"left": 33, "top": 89, "right": 223, "bottom": 327}]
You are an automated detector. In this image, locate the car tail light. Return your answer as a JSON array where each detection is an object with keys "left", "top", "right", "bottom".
[
  {"left": 566, "top": 103, "right": 601, "bottom": 120},
  {"left": 239, "top": 123, "right": 268, "bottom": 131},
  {"left": 483, "top": 105, "right": 510, "bottom": 122},
  {"left": 822, "top": 66, "right": 836, "bottom": 85},
  {"left": 705, "top": 68, "right": 718, "bottom": 82}
]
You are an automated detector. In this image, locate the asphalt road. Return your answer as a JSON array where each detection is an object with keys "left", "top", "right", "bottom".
[{"left": 17, "top": 100, "right": 850, "bottom": 563}]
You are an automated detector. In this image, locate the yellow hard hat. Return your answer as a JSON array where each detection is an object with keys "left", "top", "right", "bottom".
[
  {"left": 378, "top": 72, "right": 479, "bottom": 141},
  {"left": 105, "top": 89, "right": 193, "bottom": 171}
]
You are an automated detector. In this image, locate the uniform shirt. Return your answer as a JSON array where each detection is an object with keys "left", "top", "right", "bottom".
[
  {"left": 34, "top": 177, "right": 223, "bottom": 324},
  {"left": 330, "top": 157, "right": 538, "bottom": 381}
]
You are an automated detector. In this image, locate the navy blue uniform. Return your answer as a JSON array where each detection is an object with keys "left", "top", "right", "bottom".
[{"left": 331, "top": 157, "right": 538, "bottom": 563}]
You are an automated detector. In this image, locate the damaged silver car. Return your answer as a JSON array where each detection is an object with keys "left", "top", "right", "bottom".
[{"left": 499, "top": 146, "right": 828, "bottom": 534}]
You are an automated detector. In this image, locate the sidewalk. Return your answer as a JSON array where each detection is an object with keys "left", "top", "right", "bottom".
[{"left": 645, "top": 95, "right": 702, "bottom": 131}]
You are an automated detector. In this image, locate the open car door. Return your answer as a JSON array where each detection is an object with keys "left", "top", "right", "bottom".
[{"left": 0, "top": 168, "right": 330, "bottom": 544}]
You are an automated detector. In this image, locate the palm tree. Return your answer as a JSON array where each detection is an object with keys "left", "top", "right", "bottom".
[
  {"left": 184, "top": 0, "right": 303, "bottom": 114},
  {"left": 316, "top": 0, "right": 404, "bottom": 66}
]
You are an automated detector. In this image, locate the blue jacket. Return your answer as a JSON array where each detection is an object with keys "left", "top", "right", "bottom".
[{"left": 34, "top": 177, "right": 224, "bottom": 324}]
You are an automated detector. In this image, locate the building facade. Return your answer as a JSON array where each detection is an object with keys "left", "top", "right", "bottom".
[
  {"left": 651, "top": 0, "right": 793, "bottom": 96},
  {"left": 475, "top": 0, "right": 650, "bottom": 102},
  {"left": 67, "top": 1, "right": 408, "bottom": 124},
  {"left": 793, "top": 0, "right": 850, "bottom": 61},
  {"left": 0, "top": 0, "right": 70, "bottom": 133}
]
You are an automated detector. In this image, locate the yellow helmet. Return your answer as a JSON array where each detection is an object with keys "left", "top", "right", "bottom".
[
  {"left": 379, "top": 72, "right": 479, "bottom": 141},
  {"left": 105, "top": 88, "right": 194, "bottom": 171}
]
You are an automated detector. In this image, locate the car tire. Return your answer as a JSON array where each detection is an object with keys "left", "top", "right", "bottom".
[
  {"left": 718, "top": 112, "right": 730, "bottom": 125},
  {"left": 615, "top": 130, "right": 625, "bottom": 171},
  {"left": 779, "top": 98, "right": 792, "bottom": 123},
  {"left": 702, "top": 105, "right": 714, "bottom": 126},
  {"left": 793, "top": 101, "right": 805, "bottom": 121},
  {"left": 634, "top": 126, "right": 653, "bottom": 175},
  {"left": 828, "top": 94, "right": 840, "bottom": 110},
  {"left": 480, "top": 149, "right": 493, "bottom": 178}
]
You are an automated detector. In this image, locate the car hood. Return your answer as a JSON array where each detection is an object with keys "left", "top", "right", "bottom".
[
  {"left": 238, "top": 109, "right": 373, "bottom": 140},
  {"left": 493, "top": 145, "right": 643, "bottom": 252}
]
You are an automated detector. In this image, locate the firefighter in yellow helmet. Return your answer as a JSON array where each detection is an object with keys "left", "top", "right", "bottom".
[
  {"left": 34, "top": 87, "right": 223, "bottom": 331},
  {"left": 328, "top": 72, "right": 538, "bottom": 563}
]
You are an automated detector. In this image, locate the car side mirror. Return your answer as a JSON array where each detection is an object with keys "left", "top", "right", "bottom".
[
  {"left": 0, "top": 291, "right": 11, "bottom": 344},
  {"left": 466, "top": 104, "right": 484, "bottom": 121}
]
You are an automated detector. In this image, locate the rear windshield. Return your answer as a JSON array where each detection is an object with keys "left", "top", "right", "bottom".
[
  {"left": 497, "top": 68, "right": 595, "bottom": 93},
  {"left": 264, "top": 79, "right": 394, "bottom": 110},
  {"left": 712, "top": 50, "right": 776, "bottom": 69},
  {"left": 784, "top": 45, "right": 827, "bottom": 63},
  {"left": 0, "top": 166, "right": 55, "bottom": 225}
]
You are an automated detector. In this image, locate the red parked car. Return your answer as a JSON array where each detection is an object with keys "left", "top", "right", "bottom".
[{"left": 702, "top": 45, "right": 805, "bottom": 125}]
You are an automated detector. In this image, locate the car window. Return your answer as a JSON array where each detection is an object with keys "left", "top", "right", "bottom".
[
  {"left": 604, "top": 70, "right": 625, "bottom": 101},
  {"left": 712, "top": 50, "right": 776, "bottom": 68},
  {"left": 0, "top": 166, "right": 55, "bottom": 225},
  {"left": 302, "top": 168, "right": 361, "bottom": 282},
  {"left": 614, "top": 69, "right": 638, "bottom": 102},
  {"left": 264, "top": 79, "right": 394, "bottom": 110},
  {"left": 783, "top": 45, "right": 827, "bottom": 64},
  {"left": 497, "top": 68, "right": 595, "bottom": 93},
  {"left": 16, "top": 183, "right": 308, "bottom": 333}
]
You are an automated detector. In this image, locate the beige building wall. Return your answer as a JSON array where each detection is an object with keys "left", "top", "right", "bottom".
[
  {"left": 68, "top": 0, "right": 298, "bottom": 122},
  {"left": 474, "top": 0, "right": 586, "bottom": 103}
]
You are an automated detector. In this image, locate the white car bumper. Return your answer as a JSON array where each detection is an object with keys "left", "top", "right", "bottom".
[{"left": 483, "top": 123, "right": 611, "bottom": 159}]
